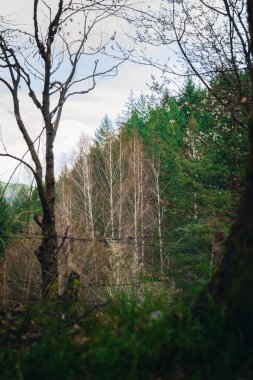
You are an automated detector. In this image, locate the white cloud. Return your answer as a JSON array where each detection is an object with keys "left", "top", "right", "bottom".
[
  {"left": 0, "top": 0, "right": 164, "bottom": 183},
  {"left": 0, "top": 60, "right": 159, "bottom": 182}
]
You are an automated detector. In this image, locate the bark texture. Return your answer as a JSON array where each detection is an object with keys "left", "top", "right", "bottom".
[{"left": 196, "top": 0, "right": 253, "bottom": 337}]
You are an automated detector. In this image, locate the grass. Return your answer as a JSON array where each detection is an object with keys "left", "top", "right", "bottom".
[{"left": 0, "top": 292, "right": 252, "bottom": 380}]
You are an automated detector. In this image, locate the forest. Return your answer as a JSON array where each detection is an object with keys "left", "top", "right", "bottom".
[{"left": 0, "top": 0, "right": 253, "bottom": 379}]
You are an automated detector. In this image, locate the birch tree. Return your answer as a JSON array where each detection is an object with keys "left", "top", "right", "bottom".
[
  {"left": 93, "top": 115, "right": 117, "bottom": 239},
  {"left": 71, "top": 136, "right": 95, "bottom": 240}
]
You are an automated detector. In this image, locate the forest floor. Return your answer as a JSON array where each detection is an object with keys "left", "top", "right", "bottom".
[{"left": 0, "top": 294, "right": 252, "bottom": 380}]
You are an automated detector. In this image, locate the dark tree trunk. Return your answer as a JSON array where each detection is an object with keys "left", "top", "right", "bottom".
[
  {"left": 196, "top": 0, "right": 253, "bottom": 337},
  {"left": 33, "top": 0, "right": 60, "bottom": 298},
  {"left": 37, "top": 123, "right": 58, "bottom": 298},
  {"left": 36, "top": 225, "right": 58, "bottom": 298},
  {"left": 204, "top": 135, "right": 253, "bottom": 332}
]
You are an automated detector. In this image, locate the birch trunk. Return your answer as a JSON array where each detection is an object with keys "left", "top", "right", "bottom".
[{"left": 152, "top": 158, "right": 164, "bottom": 275}]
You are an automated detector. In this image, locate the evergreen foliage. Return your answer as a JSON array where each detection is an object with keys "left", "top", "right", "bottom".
[
  {"left": 52, "top": 77, "right": 248, "bottom": 302},
  {"left": 0, "top": 185, "right": 41, "bottom": 256}
]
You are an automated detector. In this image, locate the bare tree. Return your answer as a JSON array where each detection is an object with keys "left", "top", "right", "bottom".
[
  {"left": 135, "top": 0, "right": 250, "bottom": 126},
  {"left": 71, "top": 136, "right": 95, "bottom": 240},
  {"left": 92, "top": 115, "right": 118, "bottom": 239},
  {"left": 0, "top": 0, "right": 133, "bottom": 297},
  {"left": 171, "top": 0, "right": 250, "bottom": 123},
  {"left": 150, "top": 156, "right": 165, "bottom": 274}
]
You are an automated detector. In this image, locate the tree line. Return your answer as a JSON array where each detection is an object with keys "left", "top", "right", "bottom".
[{"left": 1, "top": 74, "right": 248, "bottom": 303}]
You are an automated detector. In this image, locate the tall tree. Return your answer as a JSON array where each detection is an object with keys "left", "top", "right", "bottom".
[
  {"left": 0, "top": 1, "right": 132, "bottom": 297},
  {"left": 199, "top": 0, "right": 253, "bottom": 334},
  {"left": 93, "top": 115, "right": 117, "bottom": 239},
  {"left": 71, "top": 136, "right": 95, "bottom": 240}
]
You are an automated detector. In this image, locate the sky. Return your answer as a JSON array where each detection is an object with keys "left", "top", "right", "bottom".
[{"left": 0, "top": 0, "right": 169, "bottom": 183}]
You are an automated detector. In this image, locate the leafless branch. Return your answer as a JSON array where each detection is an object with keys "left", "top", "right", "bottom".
[{"left": 0, "top": 153, "right": 36, "bottom": 175}]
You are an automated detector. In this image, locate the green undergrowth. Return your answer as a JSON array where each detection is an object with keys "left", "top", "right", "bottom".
[{"left": 0, "top": 293, "right": 252, "bottom": 380}]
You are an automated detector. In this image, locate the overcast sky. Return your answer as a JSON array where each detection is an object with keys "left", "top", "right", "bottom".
[{"left": 0, "top": 0, "right": 167, "bottom": 183}]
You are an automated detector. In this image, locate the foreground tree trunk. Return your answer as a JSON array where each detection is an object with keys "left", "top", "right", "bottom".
[
  {"left": 196, "top": 0, "right": 253, "bottom": 336},
  {"left": 205, "top": 116, "right": 253, "bottom": 329}
]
